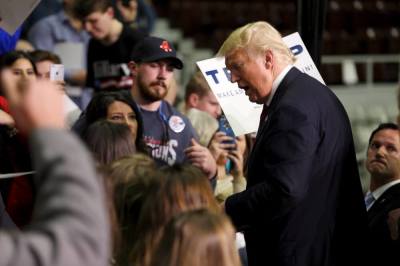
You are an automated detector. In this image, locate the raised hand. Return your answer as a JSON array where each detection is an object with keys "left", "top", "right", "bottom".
[{"left": 2, "top": 69, "right": 65, "bottom": 134}]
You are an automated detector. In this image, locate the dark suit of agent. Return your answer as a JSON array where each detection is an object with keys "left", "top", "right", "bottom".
[
  {"left": 365, "top": 123, "right": 400, "bottom": 266},
  {"left": 218, "top": 21, "right": 369, "bottom": 266}
]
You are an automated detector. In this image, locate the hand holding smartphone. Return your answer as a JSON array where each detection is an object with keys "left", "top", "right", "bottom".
[
  {"left": 218, "top": 114, "right": 236, "bottom": 147},
  {"left": 50, "top": 64, "right": 64, "bottom": 81}
]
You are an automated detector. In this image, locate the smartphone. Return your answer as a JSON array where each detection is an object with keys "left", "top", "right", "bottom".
[
  {"left": 50, "top": 64, "right": 64, "bottom": 81},
  {"left": 218, "top": 114, "right": 235, "bottom": 146},
  {"left": 218, "top": 114, "right": 236, "bottom": 173}
]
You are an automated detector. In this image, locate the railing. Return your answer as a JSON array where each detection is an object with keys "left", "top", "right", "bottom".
[{"left": 321, "top": 54, "right": 400, "bottom": 89}]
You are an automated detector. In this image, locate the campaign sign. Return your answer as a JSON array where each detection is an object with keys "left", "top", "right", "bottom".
[
  {"left": 197, "top": 32, "right": 324, "bottom": 135},
  {"left": 197, "top": 57, "right": 262, "bottom": 136},
  {"left": 283, "top": 32, "right": 325, "bottom": 85}
]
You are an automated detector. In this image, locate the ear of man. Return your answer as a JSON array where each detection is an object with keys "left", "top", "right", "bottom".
[
  {"left": 187, "top": 93, "right": 200, "bottom": 108},
  {"left": 128, "top": 61, "right": 138, "bottom": 78},
  {"left": 264, "top": 50, "right": 274, "bottom": 70}
]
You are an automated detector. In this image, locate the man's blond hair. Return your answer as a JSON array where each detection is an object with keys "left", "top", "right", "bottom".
[{"left": 217, "top": 21, "right": 295, "bottom": 65}]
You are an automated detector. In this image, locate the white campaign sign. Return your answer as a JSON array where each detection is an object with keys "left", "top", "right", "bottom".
[
  {"left": 197, "top": 57, "right": 262, "bottom": 136},
  {"left": 283, "top": 32, "right": 325, "bottom": 85},
  {"left": 197, "top": 32, "right": 325, "bottom": 135}
]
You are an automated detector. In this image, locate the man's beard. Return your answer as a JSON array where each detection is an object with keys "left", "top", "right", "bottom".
[{"left": 137, "top": 76, "right": 168, "bottom": 102}]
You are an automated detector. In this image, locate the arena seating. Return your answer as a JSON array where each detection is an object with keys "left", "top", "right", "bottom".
[{"left": 151, "top": 0, "right": 400, "bottom": 191}]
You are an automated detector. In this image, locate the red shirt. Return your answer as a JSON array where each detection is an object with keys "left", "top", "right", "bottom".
[{"left": 0, "top": 96, "right": 10, "bottom": 113}]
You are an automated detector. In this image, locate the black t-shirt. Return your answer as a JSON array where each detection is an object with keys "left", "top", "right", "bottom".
[{"left": 86, "top": 25, "right": 145, "bottom": 92}]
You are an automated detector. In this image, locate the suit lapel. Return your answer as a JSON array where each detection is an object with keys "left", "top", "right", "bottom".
[
  {"left": 247, "top": 67, "right": 302, "bottom": 170},
  {"left": 368, "top": 183, "right": 400, "bottom": 225}
]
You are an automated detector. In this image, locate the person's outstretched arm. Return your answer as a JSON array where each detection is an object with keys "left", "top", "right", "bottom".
[{"left": 0, "top": 73, "right": 110, "bottom": 266}]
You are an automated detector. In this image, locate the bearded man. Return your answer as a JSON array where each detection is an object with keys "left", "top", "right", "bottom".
[{"left": 129, "top": 36, "right": 217, "bottom": 180}]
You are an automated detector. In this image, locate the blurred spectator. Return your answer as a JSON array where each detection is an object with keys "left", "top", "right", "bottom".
[
  {"left": 131, "top": 164, "right": 219, "bottom": 266},
  {"left": 183, "top": 71, "right": 247, "bottom": 202},
  {"left": 29, "top": 50, "right": 62, "bottom": 79},
  {"left": 0, "top": 27, "right": 22, "bottom": 55},
  {"left": 185, "top": 108, "right": 218, "bottom": 147},
  {"left": 184, "top": 70, "right": 221, "bottom": 119},
  {"left": 73, "top": 0, "right": 145, "bottom": 91},
  {"left": 0, "top": 51, "right": 37, "bottom": 88},
  {"left": 0, "top": 51, "right": 37, "bottom": 227},
  {"left": 114, "top": 0, "right": 157, "bottom": 35},
  {"left": 78, "top": 91, "right": 147, "bottom": 153},
  {"left": 29, "top": 49, "right": 82, "bottom": 127},
  {"left": 209, "top": 132, "right": 247, "bottom": 203},
  {"left": 84, "top": 120, "right": 137, "bottom": 165},
  {"left": 27, "top": 0, "right": 90, "bottom": 86},
  {"left": 150, "top": 209, "right": 241, "bottom": 266},
  {"left": 22, "top": 0, "right": 63, "bottom": 36},
  {"left": 15, "top": 39, "right": 35, "bottom": 53},
  {"left": 0, "top": 72, "right": 109, "bottom": 266},
  {"left": 105, "top": 153, "right": 156, "bottom": 266}
]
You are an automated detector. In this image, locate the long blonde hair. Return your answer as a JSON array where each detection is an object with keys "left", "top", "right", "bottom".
[{"left": 150, "top": 209, "right": 241, "bottom": 266}]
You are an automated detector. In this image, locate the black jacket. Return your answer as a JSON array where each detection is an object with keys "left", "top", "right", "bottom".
[
  {"left": 225, "top": 67, "right": 369, "bottom": 266},
  {"left": 368, "top": 183, "right": 400, "bottom": 266}
]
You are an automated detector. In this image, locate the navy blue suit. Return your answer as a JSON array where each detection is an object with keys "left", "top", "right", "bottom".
[{"left": 225, "top": 67, "right": 369, "bottom": 266}]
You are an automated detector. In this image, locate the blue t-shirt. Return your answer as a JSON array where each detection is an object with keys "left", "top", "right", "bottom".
[
  {"left": 0, "top": 27, "right": 21, "bottom": 55},
  {"left": 140, "top": 101, "right": 198, "bottom": 166}
]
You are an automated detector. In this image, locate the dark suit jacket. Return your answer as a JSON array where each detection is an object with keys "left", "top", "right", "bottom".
[
  {"left": 368, "top": 183, "right": 400, "bottom": 266},
  {"left": 225, "top": 67, "right": 369, "bottom": 266}
]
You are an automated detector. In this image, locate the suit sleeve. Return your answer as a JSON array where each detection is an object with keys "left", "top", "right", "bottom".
[
  {"left": 0, "top": 129, "right": 110, "bottom": 266},
  {"left": 225, "top": 104, "right": 320, "bottom": 230}
]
